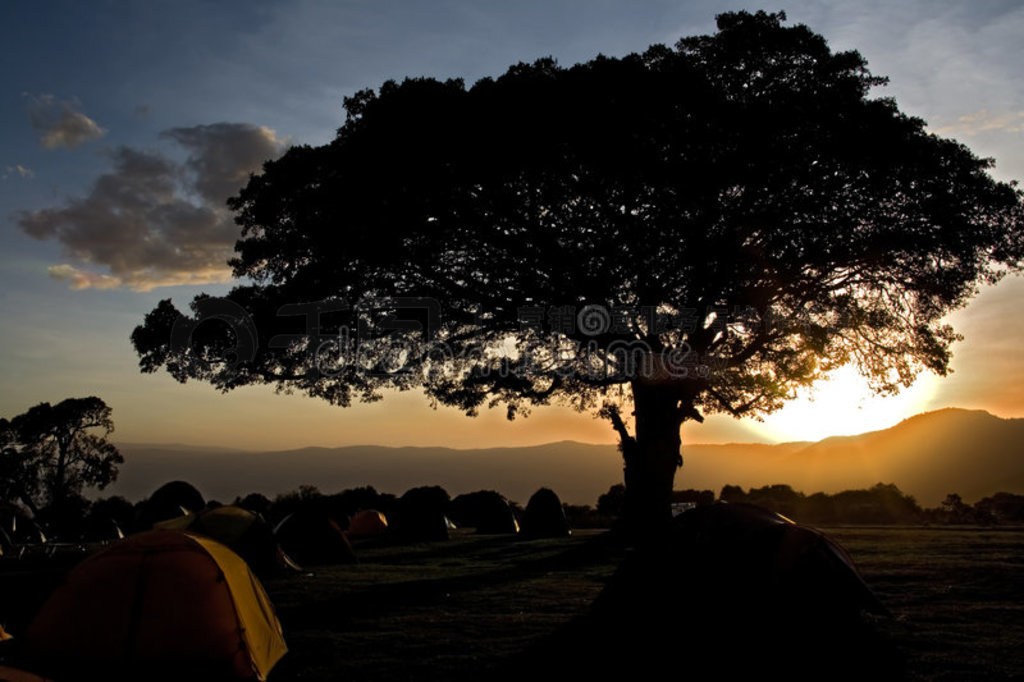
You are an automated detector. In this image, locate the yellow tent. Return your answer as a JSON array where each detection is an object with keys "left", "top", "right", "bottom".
[
  {"left": 155, "top": 505, "right": 295, "bottom": 575},
  {"left": 24, "top": 529, "right": 286, "bottom": 681}
]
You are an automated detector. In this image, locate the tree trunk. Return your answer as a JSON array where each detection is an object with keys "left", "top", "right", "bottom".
[{"left": 621, "top": 381, "right": 686, "bottom": 543}]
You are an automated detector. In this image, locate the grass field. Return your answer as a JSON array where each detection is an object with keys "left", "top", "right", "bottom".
[
  {"left": 263, "top": 530, "right": 622, "bottom": 681},
  {"left": 825, "top": 527, "right": 1024, "bottom": 682},
  {"left": 261, "top": 526, "right": 1024, "bottom": 682},
  {"left": 1, "top": 525, "right": 1020, "bottom": 680}
]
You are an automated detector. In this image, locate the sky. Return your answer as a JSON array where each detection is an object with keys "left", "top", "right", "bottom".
[{"left": 1, "top": 0, "right": 1023, "bottom": 450}]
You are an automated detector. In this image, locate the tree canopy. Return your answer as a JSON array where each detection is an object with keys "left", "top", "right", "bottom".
[
  {"left": 133, "top": 11, "right": 1024, "bottom": 530},
  {"left": 1, "top": 396, "right": 122, "bottom": 519}
]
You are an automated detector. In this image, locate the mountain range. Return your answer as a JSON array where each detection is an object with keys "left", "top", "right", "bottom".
[{"left": 105, "top": 408, "right": 1024, "bottom": 508}]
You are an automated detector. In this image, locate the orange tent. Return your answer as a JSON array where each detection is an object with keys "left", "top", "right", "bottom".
[
  {"left": 23, "top": 530, "right": 286, "bottom": 681},
  {"left": 346, "top": 509, "right": 388, "bottom": 538}
]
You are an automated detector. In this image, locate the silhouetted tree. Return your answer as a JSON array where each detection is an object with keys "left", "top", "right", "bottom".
[
  {"left": 831, "top": 483, "right": 921, "bottom": 523},
  {"left": 719, "top": 485, "right": 746, "bottom": 503},
  {"left": 746, "top": 484, "right": 805, "bottom": 518},
  {"left": 234, "top": 492, "right": 272, "bottom": 515},
  {"left": 326, "top": 486, "right": 397, "bottom": 526},
  {"left": 596, "top": 484, "right": 626, "bottom": 518},
  {"left": 670, "top": 488, "right": 715, "bottom": 508},
  {"left": 2, "top": 397, "right": 122, "bottom": 522},
  {"left": 938, "top": 492, "right": 978, "bottom": 524},
  {"left": 802, "top": 491, "right": 839, "bottom": 523},
  {"left": 132, "top": 11, "right": 1024, "bottom": 539},
  {"left": 266, "top": 484, "right": 325, "bottom": 525},
  {"left": 975, "top": 492, "right": 1024, "bottom": 523}
]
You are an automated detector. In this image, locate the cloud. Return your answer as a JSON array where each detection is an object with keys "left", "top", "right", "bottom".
[
  {"left": 18, "top": 123, "right": 288, "bottom": 291},
  {"left": 930, "top": 110, "right": 1024, "bottom": 136},
  {"left": 161, "top": 123, "right": 287, "bottom": 207},
  {"left": 2, "top": 165, "right": 34, "bottom": 180},
  {"left": 46, "top": 265, "right": 123, "bottom": 291},
  {"left": 26, "top": 94, "right": 106, "bottom": 149}
]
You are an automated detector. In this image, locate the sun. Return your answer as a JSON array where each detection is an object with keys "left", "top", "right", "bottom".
[{"left": 751, "top": 365, "right": 940, "bottom": 443}]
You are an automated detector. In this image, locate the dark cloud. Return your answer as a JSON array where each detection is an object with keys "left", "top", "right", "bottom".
[
  {"left": 162, "top": 123, "right": 285, "bottom": 207},
  {"left": 26, "top": 94, "right": 106, "bottom": 149},
  {"left": 18, "top": 123, "right": 288, "bottom": 291}
]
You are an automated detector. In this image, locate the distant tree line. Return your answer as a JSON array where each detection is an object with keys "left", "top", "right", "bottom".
[
  {"left": 717, "top": 484, "right": 1024, "bottom": 525},
  {"left": 592, "top": 482, "right": 1024, "bottom": 526}
]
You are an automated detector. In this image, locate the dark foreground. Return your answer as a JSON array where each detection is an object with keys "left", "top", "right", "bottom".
[
  {"left": 2, "top": 526, "right": 1021, "bottom": 681},
  {"left": 262, "top": 526, "right": 1022, "bottom": 682}
]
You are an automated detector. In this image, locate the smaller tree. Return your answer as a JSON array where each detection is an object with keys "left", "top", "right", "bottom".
[
  {"left": 940, "top": 492, "right": 975, "bottom": 524},
  {"left": 2, "top": 397, "right": 123, "bottom": 520},
  {"left": 597, "top": 484, "right": 626, "bottom": 518},
  {"left": 719, "top": 485, "right": 747, "bottom": 503}
]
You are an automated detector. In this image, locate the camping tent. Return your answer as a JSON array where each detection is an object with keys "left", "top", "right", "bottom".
[
  {"left": 155, "top": 505, "right": 295, "bottom": 575},
  {"left": 582, "top": 501, "right": 892, "bottom": 679},
  {"left": 273, "top": 510, "right": 356, "bottom": 565},
  {"left": 391, "top": 487, "right": 451, "bottom": 542},
  {"left": 346, "top": 510, "right": 388, "bottom": 539},
  {"left": 450, "top": 491, "right": 519, "bottom": 534},
  {"left": 136, "top": 480, "right": 206, "bottom": 529},
  {"left": 521, "top": 488, "right": 571, "bottom": 538},
  {"left": 23, "top": 530, "right": 286, "bottom": 681},
  {"left": 0, "top": 504, "right": 47, "bottom": 548}
]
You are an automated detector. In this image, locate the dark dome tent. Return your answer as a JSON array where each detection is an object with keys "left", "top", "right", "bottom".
[
  {"left": 136, "top": 480, "right": 205, "bottom": 529},
  {"left": 521, "top": 488, "right": 571, "bottom": 538},
  {"left": 0, "top": 504, "right": 47, "bottom": 548},
  {"left": 573, "top": 502, "right": 895, "bottom": 680},
  {"left": 391, "top": 487, "right": 451, "bottom": 542},
  {"left": 450, "top": 491, "right": 520, "bottom": 535},
  {"left": 273, "top": 509, "right": 356, "bottom": 566}
]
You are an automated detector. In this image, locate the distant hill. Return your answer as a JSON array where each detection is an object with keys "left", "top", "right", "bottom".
[
  {"left": 106, "top": 408, "right": 1024, "bottom": 507},
  {"left": 681, "top": 409, "right": 1024, "bottom": 506},
  {"left": 104, "top": 441, "right": 624, "bottom": 508}
]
